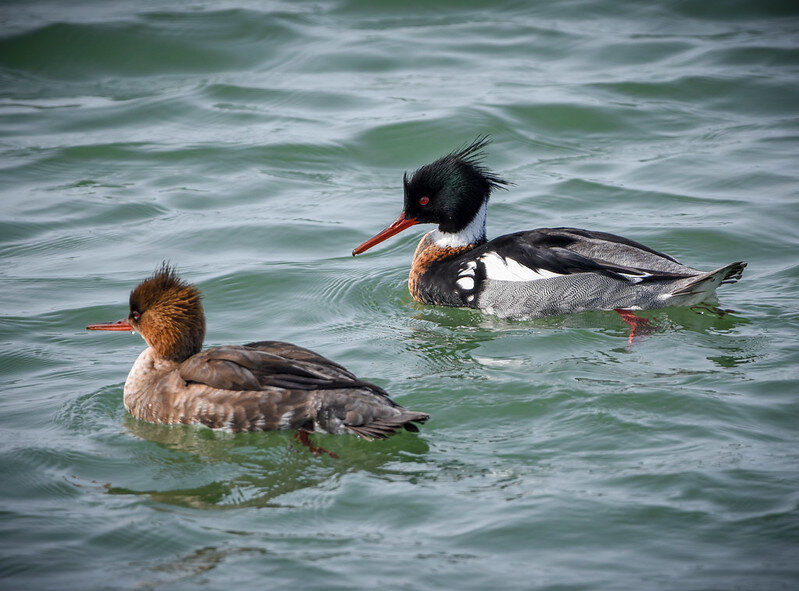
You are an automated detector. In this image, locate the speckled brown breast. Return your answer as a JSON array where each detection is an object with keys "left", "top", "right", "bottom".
[{"left": 408, "top": 232, "right": 475, "bottom": 303}]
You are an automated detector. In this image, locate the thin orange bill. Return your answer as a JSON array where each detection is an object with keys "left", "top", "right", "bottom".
[
  {"left": 352, "top": 212, "right": 418, "bottom": 255},
  {"left": 86, "top": 319, "right": 134, "bottom": 331}
]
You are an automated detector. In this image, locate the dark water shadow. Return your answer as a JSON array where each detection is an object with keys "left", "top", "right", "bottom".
[
  {"left": 409, "top": 301, "right": 750, "bottom": 339},
  {"left": 401, "top": 303, "right": 756, "bottom": 374},
  {"left": 103, "top": 416, "right": 430, "bottom": 510}
]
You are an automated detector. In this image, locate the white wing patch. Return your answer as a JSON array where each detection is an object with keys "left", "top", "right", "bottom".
[
  {"left": 479, "top": 252, "right": 563, "bottom": 282},
  {"left": 456, "top": 276, "right": 475, "bottom": 290},
  {"left": 456, "top": 260, "right": 478, "bottom": 293}
]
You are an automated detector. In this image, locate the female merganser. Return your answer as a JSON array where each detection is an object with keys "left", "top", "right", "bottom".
[
  {"left": 87, "top": 264, "right": 428, "bottom": 455},
  {"left": 352, "top": 137, "right": 746, "bottom": 324}
]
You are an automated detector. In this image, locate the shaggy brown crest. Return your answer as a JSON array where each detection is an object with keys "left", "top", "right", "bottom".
[{"left": 128, "top": 263, "right": 205, "bottom": 362}]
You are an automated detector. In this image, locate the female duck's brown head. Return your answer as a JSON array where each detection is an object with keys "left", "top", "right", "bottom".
[{"left": 88, "top": 263, "right": 205, "bottom": 362}]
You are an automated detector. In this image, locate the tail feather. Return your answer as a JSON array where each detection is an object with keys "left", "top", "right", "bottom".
[
  {"left": 348, "top": 411, "right": 429, "bottom": 441},
  {"left": 672, "top": 261, "right": 746, "bottom": 298},
  {"left": 720, "top": 261, "right": 746, "bottom": 284}
]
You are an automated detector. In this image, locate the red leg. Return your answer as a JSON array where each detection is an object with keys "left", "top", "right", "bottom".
[
  {"left": 293, "top": 430, "right": 338, "bottom": 459},
  {"left": 615, "top": 309, "right": 655, "bottom": 343}
]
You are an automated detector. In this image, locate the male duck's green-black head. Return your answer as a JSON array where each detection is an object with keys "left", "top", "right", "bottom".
[{"left": 352, "top": 136, "right": 508, "bottom": 255}]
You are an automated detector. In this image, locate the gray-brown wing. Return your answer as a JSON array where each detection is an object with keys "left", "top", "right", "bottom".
[
  {"left": 174, "top": 344, "right": 426, "bottom": 437},
  {"left": 179, "top": 344, "right": 386, "bottom": 395},
  {"left": 243, "top": 340, "right": 357, "bottom": 379},
  {"left": 165, "top": 378, "right": 428, "bottom": 436}
]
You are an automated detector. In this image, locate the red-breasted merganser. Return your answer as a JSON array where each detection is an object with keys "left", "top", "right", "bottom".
[
  {"left": 87, "top": 264, "right": 428, "bottom": 455},
  {"left": 352, "top": 137, "right": 746, "bottom": 325}
]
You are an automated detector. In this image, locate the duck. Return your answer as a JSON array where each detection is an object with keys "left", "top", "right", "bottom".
[
  {"left": 87, "top": 264, "right": 428, "bottom": 456},
  {"left": 352, "top": 137, "right": 746, "bottom": 327}
]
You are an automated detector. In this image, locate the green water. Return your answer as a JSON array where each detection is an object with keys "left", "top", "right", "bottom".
[{"left": 2, "top": 1, "right": 799, "bottom": 589}]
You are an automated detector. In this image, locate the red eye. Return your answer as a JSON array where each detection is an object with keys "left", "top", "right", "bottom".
[{"left": 419, "top": 196, "right": 429, "bottom": 206}]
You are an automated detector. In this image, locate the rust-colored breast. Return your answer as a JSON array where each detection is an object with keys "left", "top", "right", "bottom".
[{"left": 408, "top": 233, "right": 474, "bottom": 303}]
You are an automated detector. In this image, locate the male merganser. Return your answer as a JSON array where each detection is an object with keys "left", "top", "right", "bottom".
[
  {"left": 87, "top": 264, "right": 428, "bottom": 455},
  {"left": 352, "top": 137, "right": 746, "bottom": 325}
]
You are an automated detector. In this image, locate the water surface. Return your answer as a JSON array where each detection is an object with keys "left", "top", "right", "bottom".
[{"left": 2, "top": 1, "right": 799, "bottom": 589}]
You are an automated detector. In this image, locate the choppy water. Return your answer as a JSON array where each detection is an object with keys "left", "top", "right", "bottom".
[{"left": 2, "top": 1, "right": 799, "bottom": 589}]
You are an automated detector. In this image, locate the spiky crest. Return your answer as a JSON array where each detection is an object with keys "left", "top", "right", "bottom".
[{"left": 128, "top": 262, "right": 205, "bottom": 362}]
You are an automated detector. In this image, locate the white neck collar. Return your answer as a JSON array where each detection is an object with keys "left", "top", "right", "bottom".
[{"left": 430, "top": 202, "right": 487, "bottom": 248}]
